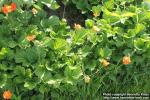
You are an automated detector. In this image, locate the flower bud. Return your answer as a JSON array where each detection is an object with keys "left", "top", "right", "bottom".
[
  {"left": 84, "top": 75, "right": 91, "bottom": 83},
  {"left": 123, "top": 56, "right": 131, "bottom": 65}
]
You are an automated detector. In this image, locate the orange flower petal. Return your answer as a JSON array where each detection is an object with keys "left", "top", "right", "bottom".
[
  {"left": 74, "top": 23, "right": 81, "bottom": 30},
  {"left": 102, "top": 59, "right": 110, "bottom": 67},
  {"left": 3, "top": 90, "right": 13, "bottom": 100},
  {"left": 123, "top": 56, "right": 131, "bottom": 65},
  {"left": 32, "top": 8, "right": 38, "bottom": 15},
  {"left": 10, "top": 2, "right": 16, "bottom": 12},
  {"left": 26, "top": 35, "right": 36, "bottom": 42},
  {"left": 2, "top": 5, "right": 9, "bottom": 14}
]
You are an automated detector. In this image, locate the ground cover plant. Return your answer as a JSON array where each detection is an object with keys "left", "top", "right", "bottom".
[{"left": 0, "top": 0, "right": 150, "bottom": 99}]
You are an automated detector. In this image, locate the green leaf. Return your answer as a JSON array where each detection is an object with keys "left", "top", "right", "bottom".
[
  {"left": 41, "top": 0, "right": 60, "bottom": 10},
  {"left": 15, "top": 50, "right": 27, "bottom": 64},
  {"left": 0, "top": 64, "right": 7, "bottom": 71},
  {"left": 109, "top": 74, "right": 116, "bottom": 82},
  {"left": 15, "top": 47, "right": 38, "bottom": 64},
  {"left": 39, "top": 84, "right": 48, "bottom": 94},
  {"left": 36, "top": 46, "right": 47, "bottom": 60},
  {"left": 47, "top": 78, "right": 62, "bottom": 88},
  {"left": 53, "top": 38, "right": 67, "bottom": 50},
  {"left": 41, "top": 16, "right": 60, "bottom": 28},
  {"left": 134, "top": 38, "right": 146, "bottom": 50},
  {"left": 31, "top": 94, "right": 44, "bottom": 100},
  {"left": 0, "top": 74, "right": 7, "bottom": 88},
  {"left": 43, "top": 37, "right": 52, "bottom": 47},
  {"left": 25, "top": 48, "right": 39, "bottom": 63},
  {"left": 33, "top": 4, "right": 42, "bottom": 10},
  {"left": 144, "top": 0, "right": 150, "bottom": 2},
  {"left": 86, "top": 60, "right": 97, "bottom": 71},
  {"left": 121, "top": 12, "right": 135, "bottom": 17},
  {"left": 103, "top": 9, "right": 120, "bottom": 23},
  {"left": 8, "top": 41, "right": 18, "bottom": 48},
  {"left": 135, "top": 24, "right": 145, "bottom": 34},
  {"left": 14, "top": 76, "right": 26, "bottom": 84},
  {"left": 48, "top": 16, "right": 60, "bottom": 26},
  {"left": 0, "top": 14, "right": 4, "bottom": 20},
  {"left": 103, "top": 0, "right": 114, "bottom": 10},
  {"left": 92, "top": 5, "right": 101, "bottom": 16},
  {"left": 35, "top": 66, "right": 45, "bottom": 79},
  {"left": 24, "top": 81, "right": 37, "bottom": 90},
  {"left": 123, "top": 49, "right": 132, "bottom": 55},
  {"left": 126, "top": 29, "right": 137, "bottom": 38},
  {"left": 87, "top": 30, "right": 100, "bottom": 44},
  {"left": 26, "top": 69, "right": 32, "bottom": 78},
  {"left": 43, "top": 70, "right": 52, "bottom": 81},
  {"left": 72, "top": 0, "right": 91, "bottom": 12},
  {"left": 65, "top": 65, "right": 83, "bottom": 80},
  {"left": 73, "top": 29, "right": 87, "bottom": 45},
  {"left": 99, "top": 47, "right": 112, "bottom": 58},
  {"left": 14, "top": 66, "right": 26, "bottom": 76},
  {"left": 0, "top": 48, "right": 8, "bottom": 59}
]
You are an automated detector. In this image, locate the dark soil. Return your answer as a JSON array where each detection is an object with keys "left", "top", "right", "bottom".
[{"left": 45, "top": 0, "right": 87, "bottom": 28}]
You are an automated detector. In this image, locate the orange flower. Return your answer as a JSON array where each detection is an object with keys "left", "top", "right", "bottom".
[
  {"left": 101, "top": 59, "right": 110, "bottom": 67},
  {"left": 2, "top": 5, "right": 9, "bottom": 14},
  {"left": 3, "top": 90, "right": 13, "bottom": 100},
  {"left": 74, "top": 23, "right": 81, "bottom": 30},
  {"left": 1, "top": 2, "right": 16, "bottom": 14},
  {"left": 123, "top": 56, "right": 131, "bottom": 65},
  {"left": 84, "top": 75, "right": 91, "bottom": 83},
  {"left": 10, "top": 2, "right": 16, "bottom": 12},
  {"left": 32, "top": 8, "right": 38, "bottom": 15},
  {"left": 26, "top": 35, "right": 36, "bottom": 42}
]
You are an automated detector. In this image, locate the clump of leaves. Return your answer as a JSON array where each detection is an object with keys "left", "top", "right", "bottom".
[{"left": 0, "top": 0, "right": 150, "bottom": 99}]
